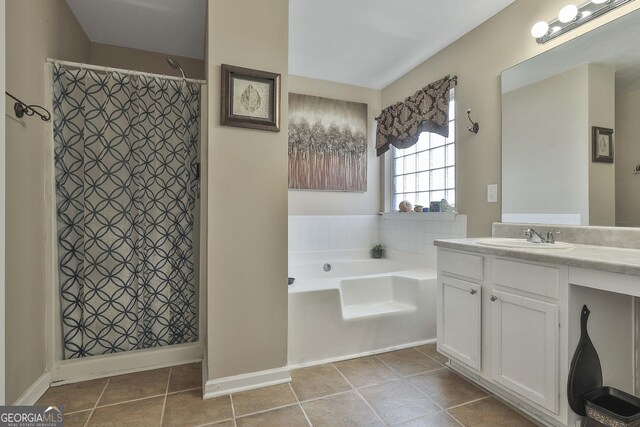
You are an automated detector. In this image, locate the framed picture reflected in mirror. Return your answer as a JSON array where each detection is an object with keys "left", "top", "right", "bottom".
[{"left": 592, "top": 126, "right": 614, "bottom": 163}]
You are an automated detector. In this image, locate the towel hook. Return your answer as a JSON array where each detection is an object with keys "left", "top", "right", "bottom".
[
  {"left": 5, "top": 91, "right": 51, "bottom": 122},
  {"left": 466, "top": 109, "right": 479, "bottom": 134}
]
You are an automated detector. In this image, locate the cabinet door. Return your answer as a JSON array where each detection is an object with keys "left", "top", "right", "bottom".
[
  {"left": 437, "top": 275, "right": 482, "bottom": 371},
  {"left": 490, "top": 289, "right": 559, "bottom": 414}
]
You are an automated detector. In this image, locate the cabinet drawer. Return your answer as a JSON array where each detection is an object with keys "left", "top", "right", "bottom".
[
  {"left": 438, "top": 249, "right": 484, "bottom": 281},
  {"left": 493, "top": 259, "right": 559, "bottom": 299}
]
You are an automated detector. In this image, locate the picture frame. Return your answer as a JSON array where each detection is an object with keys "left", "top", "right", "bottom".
[
  {"left": 220, "top": 64, "right": 281, "bottom": 132},
  {"left": 592, "top": 126, "right": 614, "bottom": 163}
]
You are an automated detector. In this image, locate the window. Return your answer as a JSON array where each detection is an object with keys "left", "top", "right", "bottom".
[{"left": 391, "top": 88, "right": 455, "bottom": 210}]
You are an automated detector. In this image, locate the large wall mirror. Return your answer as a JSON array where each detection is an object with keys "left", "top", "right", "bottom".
[{"left": 501, "top": 9, "right": 640, "bottom": 227}]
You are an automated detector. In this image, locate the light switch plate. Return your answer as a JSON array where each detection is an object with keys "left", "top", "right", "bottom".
[{"left": 487, "top": 184, "right": 498, "bottom": 203}]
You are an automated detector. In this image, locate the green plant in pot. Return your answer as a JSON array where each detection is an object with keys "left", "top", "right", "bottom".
[{"left": 371, "top": 244, "right": 384, "bottom": 259}]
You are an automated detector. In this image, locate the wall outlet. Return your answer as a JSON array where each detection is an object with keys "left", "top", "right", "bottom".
[{"left": 487, "top": 184, "right": 498, "bottom": 203}]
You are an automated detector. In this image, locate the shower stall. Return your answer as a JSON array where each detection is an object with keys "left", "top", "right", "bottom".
[{"left": 44, "top": 58, "right": 207, "bottom": 382}]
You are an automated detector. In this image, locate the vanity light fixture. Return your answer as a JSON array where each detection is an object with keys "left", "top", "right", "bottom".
[
  {"left": 558, "top": 4, "right": 579, "bottom": 23},
  {"left": 531, "top": 0, "right": 635, "bottom": 44}
]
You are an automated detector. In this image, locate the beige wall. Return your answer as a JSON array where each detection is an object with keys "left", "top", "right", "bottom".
[
  {"left": 382, "top": 0, "right": 640, "bottom": 237},
  {"left": 5, "top": 0, "right": 90, "bottom": 403},
  {"left": 588, "top": 64, "right": 616, "bottom": 226},
  {"left": 90, "top": 42, "right": 205, "bottom": 80},
  {"left": 288, "top": 76, "right": 383, "bottom": 215},
  {"left": 206, "top": 0, "right": 289, "bottom": 379},
  {"left": 616, "top": 88, "right": 640, "bottom": 227}
]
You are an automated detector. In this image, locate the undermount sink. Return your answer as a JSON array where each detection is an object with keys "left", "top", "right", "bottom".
[{"left": 473, "top": 238, "right": 575, "bottom": 250}]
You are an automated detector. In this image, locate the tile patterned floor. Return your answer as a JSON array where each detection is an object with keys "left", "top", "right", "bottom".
[{"left": 37, "top": 345, "right": 539, "bottom": 426}]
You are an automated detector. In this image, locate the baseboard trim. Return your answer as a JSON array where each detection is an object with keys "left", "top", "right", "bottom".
[
  {"left": 14, "top": 371, "right": 51, "bottom": 405},
  {"left": 51, "top": 342, "right": 203, "bottom": 386},
  {"left": 204, "top": 366, "right": 291, "bottom": 399},
  {"left": 287, "top": 338, "right": 435, "bottom": 370}
]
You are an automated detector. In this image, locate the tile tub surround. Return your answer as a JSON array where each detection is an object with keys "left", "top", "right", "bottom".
[
  {"left": 288, "top": 214, "right": 467, "bottom": 264},
  {"left": 288, "top": 215, "right": 380, "bottom": 253},
  {"left": 381, "top": 213, "right": 467, "bottom": 267},
  {"left": 492, "top": 222, "right": 640, "bottom": 249},
  {"left": 34, "top": 345, "right": 537, "bottom": 426}
]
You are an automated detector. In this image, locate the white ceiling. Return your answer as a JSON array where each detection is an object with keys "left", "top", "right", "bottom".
[
  {"left": 66, "top": 0, "right": 516, "bottom": 87},
  {"left": 65, "top": 0, "right": 205, "bottom": 60},
  {"left": 289, "top": 0, "right": 515, "bottom": 89}
]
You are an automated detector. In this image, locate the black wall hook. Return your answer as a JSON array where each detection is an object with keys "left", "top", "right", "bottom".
[
  {"left": 5, "top": 91, "right": 51, "bottom": 122},
  {"left": 466, "top": 108, "right": 479, "bottom": 134}
]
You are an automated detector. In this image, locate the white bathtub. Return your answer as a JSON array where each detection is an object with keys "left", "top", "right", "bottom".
[{"left": 288, "top": 254, "right": 437, "bottom": 366}]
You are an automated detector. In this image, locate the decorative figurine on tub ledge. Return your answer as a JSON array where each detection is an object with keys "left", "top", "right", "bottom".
[
  {"left": 371, "top": 244, "right": 384, "bottom": 259},
  {"left": 399, "top": 200, "right": 413, "bottom": 212}
]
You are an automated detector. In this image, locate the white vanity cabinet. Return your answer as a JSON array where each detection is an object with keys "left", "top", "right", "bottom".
[
  {"left": 436, "top": 244, "right": 636, "bottom": 427},
  {"left": 437, "top": 248, "right": 569, "bottom": 425}
]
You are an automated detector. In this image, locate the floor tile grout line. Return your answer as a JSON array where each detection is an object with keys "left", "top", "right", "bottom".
[
  {"left": 387, "top": 410, "right": 455, "bottom": 427},
  {"left": 195, "top": 418, "right": 234, "bottom": 427},
  {"left": 445, "top": 410, "right": 467, "bottom": 427},
  {"left": 229, "top": 393, "right": 237, "bottom": 427},
  {"left": 332, "top": 359, "right": 401, "bottom": 390},
  {"left": 83, "top": 378, "right": 110, "bottom": 427},
  {"left": 92, "top": 393, "right": 167, "bottom": 410},
  {"left": 446, "top": 394, "right": 492, "bottom": 410},
  {"left": 373, "top": 353, "right": 450, "bottom": 413},
  {"left": 392, "top": 358, "right": 494, "bottom": 416},
  {"left": 296, "top": 389, "right": 352, "bottom": 405},
  {"left": 288, "top": 382, "right": 313, "bottom": 427},
  {"left": 373, "top": 354, "right": 405, "bottom": 379},
  {"left": 234, "top": 402, "right": 301, "bottom": 420},
  {"left": 159, "top": 367, "right": 172, "bottom": 426},
  {"left": 403, "top": 377, "right": 446, "bottom": 412},
  {"left": 373, "top": 353, "right": 441, "bottom": 379},
  {"left": 166, "top": 386, "right": 202, "bottom": 396},
  {"left": 330, "top": 363, "right": 389, "bottom": 426},
  {"left": 412, "top": 344, "right": 441, "bottom": 358},
  {"left": 378, "top": 358, "right": 447, "bottom": 413},
  {"left": 407, "top": 366, "right": 448, "bottom": 378}
]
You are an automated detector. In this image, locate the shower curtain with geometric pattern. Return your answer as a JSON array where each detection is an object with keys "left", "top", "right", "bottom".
[{"left": 52, "top": 64, "right": 200, "bottom": 359}]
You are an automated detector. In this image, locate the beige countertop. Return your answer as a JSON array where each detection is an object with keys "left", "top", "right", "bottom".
[{"left": 434, "top": 238, "right": 640, "bottom": 277}]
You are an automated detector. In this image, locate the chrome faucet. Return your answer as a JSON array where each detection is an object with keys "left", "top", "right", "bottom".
[
  {"left": 524, "top": 228, "right": 559, "bottom": 244},
  {"left": 524, "top": 228, "right": 545, "bottom": 243}
]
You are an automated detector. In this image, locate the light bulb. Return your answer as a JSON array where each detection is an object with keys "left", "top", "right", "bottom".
[
  {"left": 559, "top": 5, "right": 579, "bottom": 23},
  {"left": 531, "top": 21, "right": 550, "bottom": 38}
]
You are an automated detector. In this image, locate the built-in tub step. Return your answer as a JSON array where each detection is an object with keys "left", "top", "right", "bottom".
[
  {"left": 339, "top": 275, "right": 420, "bottom": 320},
  {"left": 342, "top": 301, "right": 417, "bottom": 320}
]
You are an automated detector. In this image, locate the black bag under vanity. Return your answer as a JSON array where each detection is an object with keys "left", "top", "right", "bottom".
[{"left": 567, "top": 305, "right": 640, "bottom": 427}]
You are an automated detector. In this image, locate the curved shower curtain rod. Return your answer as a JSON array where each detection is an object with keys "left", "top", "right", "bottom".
[{"left": 46, "top": 58, "right": 207, "bottom": 85}]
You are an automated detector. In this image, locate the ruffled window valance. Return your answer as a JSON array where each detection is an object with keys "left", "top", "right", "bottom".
[{"left": 375, "top": 75, "right": 453, "bottom": 157}]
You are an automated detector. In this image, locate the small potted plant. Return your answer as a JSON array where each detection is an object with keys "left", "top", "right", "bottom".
[
  {"left": 371, "top": 244, "right": 384, "bottom": 259},
  {"left": 414, "top": 204, "right": 424, "bottom": 213}
]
